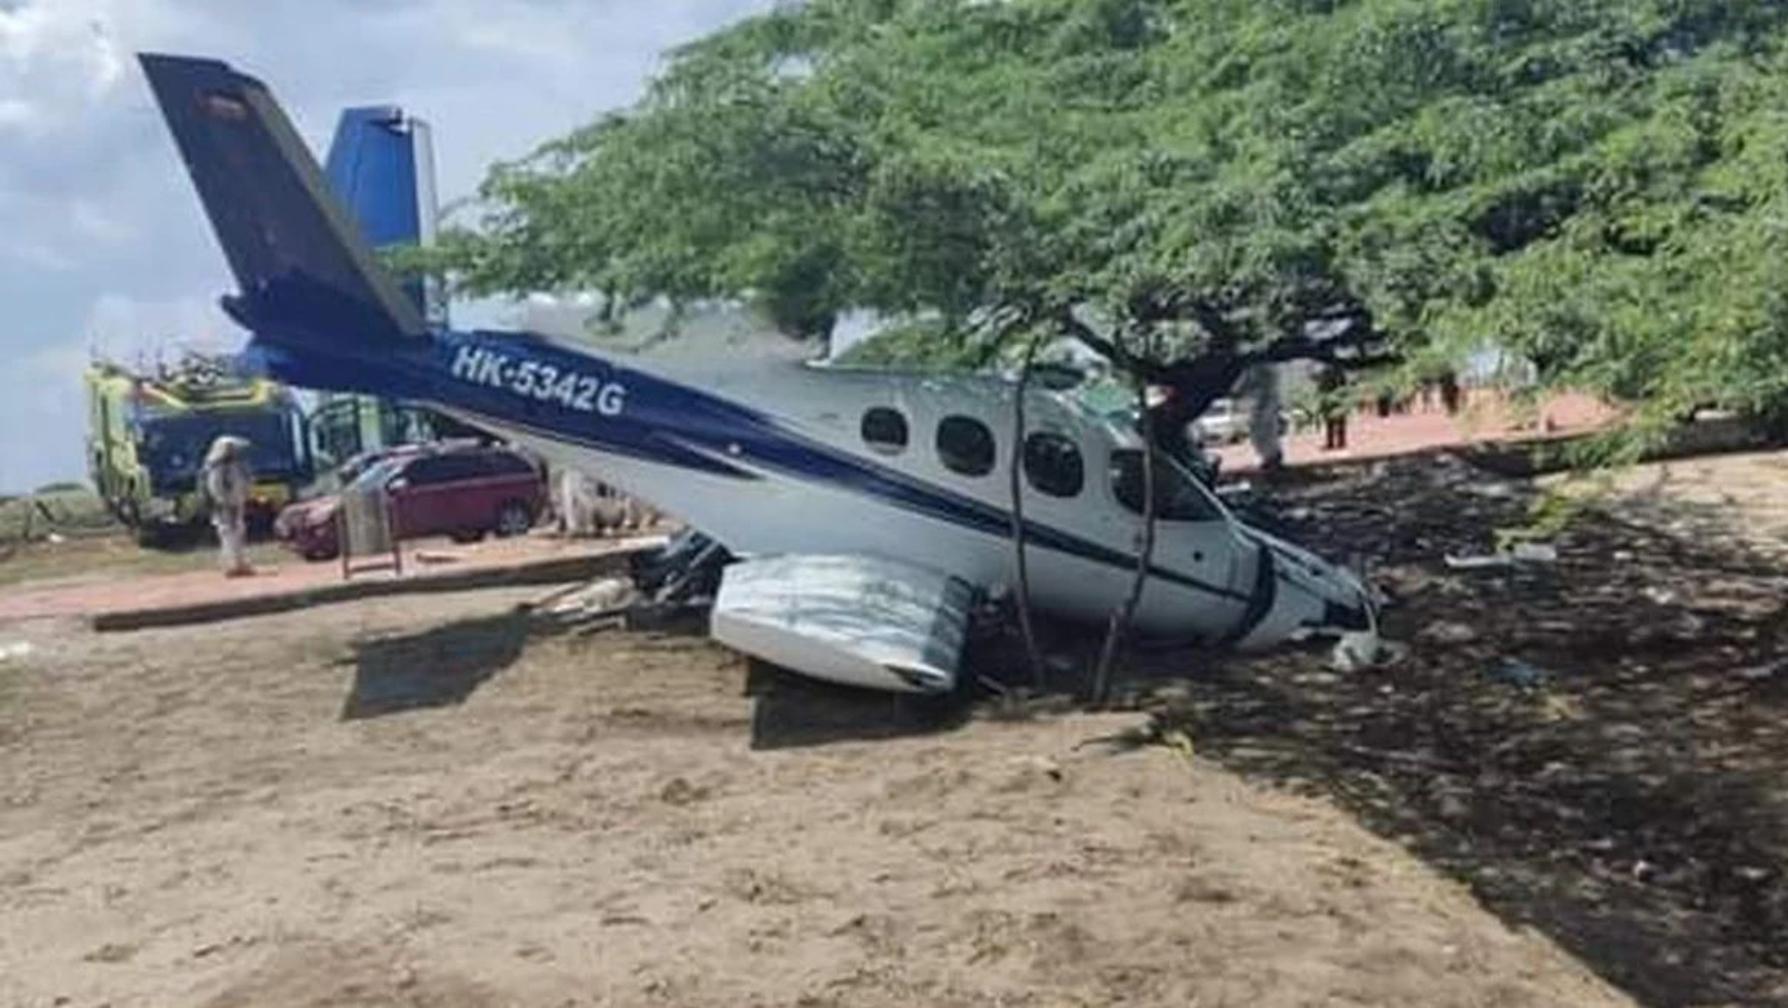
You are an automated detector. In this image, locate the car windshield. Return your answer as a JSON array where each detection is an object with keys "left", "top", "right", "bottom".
[{"left": 348, "top": 457, "right": 405, "bottom": 492}]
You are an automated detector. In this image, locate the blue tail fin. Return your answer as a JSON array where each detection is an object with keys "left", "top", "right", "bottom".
[
  {"left": 324, "top": 105, "right": 442, "bottom": 323},
  {"left": 139, "top": 53, "right": 427, "bottom": 344}
]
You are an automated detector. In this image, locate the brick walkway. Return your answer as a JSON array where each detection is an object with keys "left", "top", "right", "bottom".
[
  {"left": 1213, "top": 390, "right": 1615, "bottom": 473},
  {"left": 0, "top": 533, "right": 658, "bottom": 624}
]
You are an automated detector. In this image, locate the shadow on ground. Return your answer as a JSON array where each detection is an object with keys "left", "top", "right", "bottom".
[
  {"left": 746, "top": 659, "right": 972, "bottom": 750},
  {"left": 1092, "top": 454, "right": 1788, "bottom": 1007},
  {"left": 342, "top": 608, "right": 559, "bottom": 719}
]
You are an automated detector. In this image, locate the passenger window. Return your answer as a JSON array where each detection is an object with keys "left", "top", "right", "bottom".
[
  {"left": 861, "top": 407, "right": 909, "bottom": 455},
  {"left": 936, "top": 415, "right": 996, "bottom": 476},
  {"left": 408, "top": 455, "right": 481, "bottom": 485},
  {"left": 487, "top": 453, "right": 536, "bottom": 476},
  {"left": 1023, "top": 432, "right": 1083, "bottom": 498},
  {"left": 1110, "top": 449, "right": 1221, "bottom": 522},
  {"left": 398, "top": 458, "right": 448, "bottom": 486}
]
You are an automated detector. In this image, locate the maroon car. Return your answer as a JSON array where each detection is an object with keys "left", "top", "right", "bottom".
[{"left": 275, "top": 445, "right": 546, "bottom": 560}]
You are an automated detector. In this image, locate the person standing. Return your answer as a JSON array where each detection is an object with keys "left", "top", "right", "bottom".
[
  {"left": 1240, "top": 363, "right": 1285, "bottom": 473},
  {"left": 1316, "top": 366, "right": 1349, "bottom": 451},
  {"left": 203, "top": 435, "right": 254, "bottom": 577},
  {"left": 1439, "top": 369, "right": 1463, "bottom": 416}
]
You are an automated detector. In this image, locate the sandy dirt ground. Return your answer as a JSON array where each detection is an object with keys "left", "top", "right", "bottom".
[
  {"left": 1543, "top": 449, "right": 1788, "bottom": 560},
  {"left": 0, "top": 585, "right": 1632, "bottom": 1008}
]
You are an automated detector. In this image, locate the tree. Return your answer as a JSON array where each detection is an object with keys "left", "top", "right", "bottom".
[{"left": 416, "top": 0, "right": 1788, "bottom": 439}]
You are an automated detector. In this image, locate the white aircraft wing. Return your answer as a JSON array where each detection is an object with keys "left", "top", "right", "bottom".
[{"left": 710, "top": 554, "right": 976, "bottom": 694}]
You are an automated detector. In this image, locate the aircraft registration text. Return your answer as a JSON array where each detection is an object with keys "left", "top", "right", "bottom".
[{"left": 449, "top": 345, "right": 626, "bottom": 416}]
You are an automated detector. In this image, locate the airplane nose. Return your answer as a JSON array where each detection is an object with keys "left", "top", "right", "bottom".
[{"left": 1230, "top": 529, "right": 1377, "bottom": 652}]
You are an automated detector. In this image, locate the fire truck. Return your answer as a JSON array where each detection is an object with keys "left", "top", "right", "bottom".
[{"left": 84, "top": 353, "right": 312, "bottom": 544}]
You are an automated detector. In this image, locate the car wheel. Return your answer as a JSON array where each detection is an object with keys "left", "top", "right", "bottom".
[{"left": 494, "top": 500, "right": 533, "bottom": 538}]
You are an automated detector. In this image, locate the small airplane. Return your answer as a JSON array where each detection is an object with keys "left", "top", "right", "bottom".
[{"left": 139, "top": 53, "right": 1378, "bottom": 695}]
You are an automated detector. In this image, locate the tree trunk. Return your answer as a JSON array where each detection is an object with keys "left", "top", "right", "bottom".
[
  {"left": 1145, "top": 356, "right": 1249, "bottom": 457},
  {"left": 1093, "top": 330, "right": 1157, "bottom": 707}
]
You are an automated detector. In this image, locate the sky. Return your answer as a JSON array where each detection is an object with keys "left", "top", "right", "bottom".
[{"left": 0, "top": 0, "right": 773, "bottom": 493}]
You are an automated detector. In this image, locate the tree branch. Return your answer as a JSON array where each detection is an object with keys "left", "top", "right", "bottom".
[{"left": 1057, "top": 307, "right": 1174, "bottom": 383}]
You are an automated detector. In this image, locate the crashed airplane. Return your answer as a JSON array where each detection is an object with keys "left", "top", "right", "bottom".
[{"left": 139, "top": 53, "right": 1377, "bottom": 695}]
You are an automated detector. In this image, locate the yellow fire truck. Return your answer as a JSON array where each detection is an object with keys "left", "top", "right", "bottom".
[{"left": 84, "top": 354, "right": 313, "bottom": 544}]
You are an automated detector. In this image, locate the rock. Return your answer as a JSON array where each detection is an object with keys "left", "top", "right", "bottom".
[
  {"left": 1007, "top": 755, "right": 1065, "bottom": 783},
  {"left": 660, "top": 777, "right": 708, "bottom": 806},
  {"left": 1670, "top": 613, "right": 1709, "bottom": 639},
  {"left": 83, "top": 942, "right": 136, "bottom": 964},
  {"left": 1487, "top": 657, "right": 1547, "bottom": 689},
  {"left": 1643, "top": 586, "right": 1679, "bottom": 606},
  {"left": 1420, "top": 621, "right": 1480, "bottom": 645},
  {"left": 1738, "top": 661, "right": 1786, "bottom": 682},
  {"left": 1462, "top": 481, "right": 1518, "bottom": 499}
]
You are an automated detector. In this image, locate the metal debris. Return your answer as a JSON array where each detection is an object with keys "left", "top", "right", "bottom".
[
  {"left": 1509, "top": 542, "right": 1558, "bottom": 563},
  {"left": 1331, "top": 631, "right": 1405, "bottom": 672},
  {"left": 1444, "top": 541, "right": 1558, "bottom": 569}
]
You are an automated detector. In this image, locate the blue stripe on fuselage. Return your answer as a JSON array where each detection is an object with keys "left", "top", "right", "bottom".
[{"left": 247, "top": 325, "right": 1247, "bottom": 603}]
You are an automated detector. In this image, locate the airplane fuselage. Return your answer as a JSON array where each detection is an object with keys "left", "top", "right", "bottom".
[{"left": 248, "top": 322, "right": 1366, "bottom": 645}]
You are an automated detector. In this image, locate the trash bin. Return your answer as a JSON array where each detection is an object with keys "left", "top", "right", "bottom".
[{"left": 337, "top": 480, "right": 401, "bottom": 578}]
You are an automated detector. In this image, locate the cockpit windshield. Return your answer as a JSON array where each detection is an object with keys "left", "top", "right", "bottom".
[{"left": 1109, "top": 448, "right": 1222, "bottom": 523}]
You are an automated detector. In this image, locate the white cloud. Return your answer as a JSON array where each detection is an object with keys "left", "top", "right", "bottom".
[
  {"left": 82, "top": 293, "right": 237, "bottom": 367},
  {"left": 0, "top": 95, "right": 32, "bottom": 126},
  {"left": 70, "top": 199, "right": 132, "bottom": 245},
  {"left": 0, "top": 236, "right": 71, "bottom": 270}
]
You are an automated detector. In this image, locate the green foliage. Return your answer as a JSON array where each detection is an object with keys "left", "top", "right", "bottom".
[{"left": 419, "top": 0, "right": 1788, "bottom": 429}]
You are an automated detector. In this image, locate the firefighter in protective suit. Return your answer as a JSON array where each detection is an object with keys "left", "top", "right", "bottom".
[{"left": 203, "top": 435, "right": 254, "bottom": 576}]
